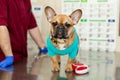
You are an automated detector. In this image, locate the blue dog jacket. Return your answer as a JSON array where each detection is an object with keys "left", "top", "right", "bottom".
[{"left": 46, "top": 28, "right": 79, "bottom": 59}]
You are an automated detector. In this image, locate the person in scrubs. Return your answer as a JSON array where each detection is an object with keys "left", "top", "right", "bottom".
[{"left": 0, "top": 0, "right": 47, "bottom": 68}]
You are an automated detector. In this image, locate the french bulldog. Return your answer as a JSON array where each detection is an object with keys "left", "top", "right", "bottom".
[{"left": 45, "top": 6, "right": 82, "bottom": 72}]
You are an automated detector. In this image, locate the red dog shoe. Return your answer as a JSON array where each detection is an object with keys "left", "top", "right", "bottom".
[
  {"left": 72, "top": 63, "right": 83, "bottom": 70},
  {"left": 72, "top": 63, "right": 89, "bottom": 74}
]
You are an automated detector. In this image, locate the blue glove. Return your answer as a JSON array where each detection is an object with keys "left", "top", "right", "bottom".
[
  {"left": 39, "top": 47, "right": 48, "bottom": 54},
  {"left": 0, "top": 56, "right": 14, "bottom": 68}
]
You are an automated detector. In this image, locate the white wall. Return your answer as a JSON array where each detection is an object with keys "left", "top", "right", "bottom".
[{"left": 28, "top": 0, "right": 120, "bottom": 53}]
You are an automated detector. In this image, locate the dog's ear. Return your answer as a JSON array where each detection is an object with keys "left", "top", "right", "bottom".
[
  {"left": 69, "top": 9, "right": 82, "bottom": 25},
  {"left": 44, "top": 6, "right": 56, "bottom": 22}
]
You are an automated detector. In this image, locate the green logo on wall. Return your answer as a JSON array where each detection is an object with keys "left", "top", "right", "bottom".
[
  {"left": 80, "top": 19, "right": 87, "bottom": 22},
  {"left": 81, "top": 0, "right": 88, "bottom": 2}
]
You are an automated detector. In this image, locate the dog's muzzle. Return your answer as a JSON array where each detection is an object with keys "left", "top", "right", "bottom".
[{"left": 53, "top": 26, "right": 68, "bottom": 39}]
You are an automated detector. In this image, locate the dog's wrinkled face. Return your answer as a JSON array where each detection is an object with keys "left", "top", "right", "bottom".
[
  {"left": 45, "top": 6, "right": 82, "bottom": 39},
  {"left": 50, "top": 15, "right": 73, "bottom": 39}
]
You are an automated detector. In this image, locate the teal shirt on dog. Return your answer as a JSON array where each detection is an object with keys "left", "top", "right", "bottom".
[{"left": 46, "top": 28, "right": 79, "bottom": 59}]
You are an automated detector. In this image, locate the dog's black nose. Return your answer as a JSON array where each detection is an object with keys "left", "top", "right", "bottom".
[
  {"left": 53, "top": 26, "right": 68, "bottom": 39},
  {"left": 57, "top": 26, "right": 64, "bottom": 34}
]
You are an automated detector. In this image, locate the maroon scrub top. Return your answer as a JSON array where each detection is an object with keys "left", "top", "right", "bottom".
[{"left": 0, "top": 0, "right": 37, "bottom": 62}]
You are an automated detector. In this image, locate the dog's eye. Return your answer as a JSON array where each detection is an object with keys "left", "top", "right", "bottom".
[
  {"left": 52, "top": 21, "right": 58, "bottom": 26},
  {"left": 65, "top": 22, "right": 71, "bottom": 28}
]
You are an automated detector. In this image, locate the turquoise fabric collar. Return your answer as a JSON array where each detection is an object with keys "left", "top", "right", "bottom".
[{"left": 46, "top": 28, "right": 79, "bottom": 55}]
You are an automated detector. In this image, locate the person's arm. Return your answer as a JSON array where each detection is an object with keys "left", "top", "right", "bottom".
[
  {"left": 28, "top": 27, "right": 46, "bottom": 48},
  {"left": 28, "top": 27, "right": 48, "bottom": 55},
  {"left": 0, "top": 26, "right": 14, "bottom": 68},
  {"left": 0, "top": 26, "right": 13, "bottom": 56}
]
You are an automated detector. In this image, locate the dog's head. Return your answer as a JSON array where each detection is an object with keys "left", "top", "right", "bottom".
[{"left": 45, "top": 6, "right": 82, "bottom": 39}]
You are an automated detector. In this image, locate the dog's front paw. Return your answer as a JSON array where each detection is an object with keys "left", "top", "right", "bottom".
[
  {"left": 65, "top": 65, "right": 73, "bottom": 73},
  {"left": 52, "top": 65, "right": 60, "bottom": 72},
  {"left": 73, "top": 59, "right": 79, "bottom": 64}
]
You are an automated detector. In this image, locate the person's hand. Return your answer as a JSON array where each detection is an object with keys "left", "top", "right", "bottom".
[
  {"left": 34, "top": 47, "right": 48, "bottom": 59},
  {"left": 38, "top": 47, "right": 48, "bottom": 57},
  {"left": 39, "top": 47, "right": 48, "bottom": 54},
  {"left": 0, "top": 56, "right": 14, "bottom": 68}
]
